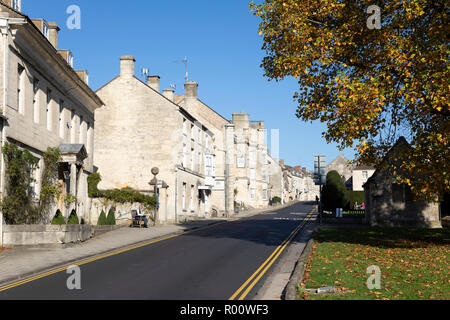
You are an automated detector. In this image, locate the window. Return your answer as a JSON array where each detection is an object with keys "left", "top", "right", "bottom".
[
  {"left": 182, "top": 144, "right": 187, "bottom": 167},
  {"left": 183, "top": 119, "right": 187, "bottom": 136},
  {"left": 262, "top": 170, "right": 268, "bottom": 182},
  {"left": 191, "top": 124, "right": 194, "bottom": 140},
  {"left": 190, "top": 185, "right": 194, "bottom": 210},
  {"left": 362, "top": 171, "right": 368, "bottom": 182},
  {"left": 46, "top": 89, "right": 52, "bottom": 131},
  {"left": 70, "top": 110, "right": 76, "bottom": 143},
  {"left": 182, "top": 183, "right": 186, "bottom": 210},
  {"left": 17, "top": 65, "right": 24, "bottom": 114},
  {"left": 250, "top": 168, "right": 256, "bottom": 180},
  {"left": 59, "top": 100, "right": 64, "bottom": 139},
  {"left": 198, "top": 151, "right": 201, "bottom": 173},
  {"left": 392, "top": 184, "right": 404, "bottom": 203},
  {"left": 250, "top": 188, "right": 255, "bottom": 200},
  {"left": 262, "top": 189, "right": 268, "bottom": 201},
  {"left": 249, "top": 151, "right": 256, "bottom": 163},
  {"left": 79, "top": 115, "right": 84, "bottom": 144},
  {"left": 12, "top": 0, "right": 20, "bottom": 11},
  {"left": 191, "top": 148, "right": 195, "bottom": 171},
  {"left": 68, "top": 52, "right": 74, "bottom": 68},
  {"left": 197, "top": 128, "right": 201, "bottom": 144},
  {"left": 33, "top": 78, "right": 39, "bottom": 123},
  {"left": 43, "top": 22, "right": 49, "bottom": 39}
]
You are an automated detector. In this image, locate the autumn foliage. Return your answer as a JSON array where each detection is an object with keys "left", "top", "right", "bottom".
[{"left": 250, "top": 0, "right": 449, "bottom": 200}]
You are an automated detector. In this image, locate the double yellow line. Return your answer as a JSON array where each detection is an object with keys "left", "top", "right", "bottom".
[{"left": 228, "top": 210, "right": 315, "bottom": 300}]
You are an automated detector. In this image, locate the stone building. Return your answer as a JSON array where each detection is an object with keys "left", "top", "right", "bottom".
[
  {"left": 352, "top": 165, "right": 375, "bottom": 191},
  {"left": 326, "top": 155, "right": 354, "bottom": 188},
  {"left": 267, "top": 154, "right": 282, "bottom": 202},
  {"left": 175, "top": 82, "right": 235, "bottom": 217},
  {"left": 0, "top": 0, "right": 103, "bottom": 223},
  {"left": 94, "top": 56, "right": 215, "bottom": 223},
  {"left": 232, "top": 112, "right": 271, "bottom": 209},
  {"left": 363, "top": 137, "right": 441, "bottom": 228}
]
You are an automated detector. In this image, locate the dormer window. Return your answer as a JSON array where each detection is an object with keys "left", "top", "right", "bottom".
[
  {"left": 68, "top": 52, "right": 74, "bottom": 68},
  {"left": 12, "top": 0, "right": 20, "bottom": 11},
  {"left": 43, "top": 22, "right": 50, "bottom": 40}
]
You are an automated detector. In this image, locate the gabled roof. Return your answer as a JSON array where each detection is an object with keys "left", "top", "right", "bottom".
[
  {"left": 364, "top": 136, "right": 411, "bottom": 186},
  {"left": 59, "top": 144, "right": 87, "bottom": 156}
]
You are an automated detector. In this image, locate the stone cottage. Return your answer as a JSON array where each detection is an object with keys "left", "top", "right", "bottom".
[
  {"left": 363, "top": 137, "right": 441, "bottom": 228},
  {"left": 94, "top": 56, "right": 216, "bottom": 223}
]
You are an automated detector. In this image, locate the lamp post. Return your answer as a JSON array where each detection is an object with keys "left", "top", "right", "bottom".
[{"left": 149, "top": 167, "right": 159, "bottom": 225}]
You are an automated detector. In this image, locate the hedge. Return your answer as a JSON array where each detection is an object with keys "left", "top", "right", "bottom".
[
  {"left": 88, "top": 173, "right": 156, "bottom": 207},
  {"left": 106, "top": 208, "right": 116, "bottom": 225},
  {"left": 322, "top": 170, "right": 349, "bottom": 211},
  {"left": 97, "top": 210, "right": 108, "bottom": 226},
  {"left": 67, "top": 209, "right": 79, "bottom": 225},
  {"left": 51, "top": 210, "right": 65, "bottom": 225},
  {"left": 347, "top": 191, "right": 365, "bottom": 210}
]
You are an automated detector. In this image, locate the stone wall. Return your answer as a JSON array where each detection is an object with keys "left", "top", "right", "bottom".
[{"left": 2, "top": 224, "right": 120, "bottom": 247}]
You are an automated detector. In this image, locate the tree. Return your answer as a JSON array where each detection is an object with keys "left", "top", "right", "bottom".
[
  {"left": 322, "top": 170, "right": 349, "bottom": 211},
  {"left": 250, "top": 0, "right": 449, "bottom": 200}
]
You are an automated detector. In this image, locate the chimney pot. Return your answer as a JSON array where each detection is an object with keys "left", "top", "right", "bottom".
[
  {"left": 120, "top": 56, "right": 135, "bottom": 77},
  {"left": 163, "top": 88, "right": 175, "bottom": 102},
  {"left": 147, "top": 75, "right": 160, "bottom": 93}
]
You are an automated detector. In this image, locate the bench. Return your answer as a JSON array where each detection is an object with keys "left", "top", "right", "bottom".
[{"left": 130, "top": 210, "right": 145, "bottom": 228}]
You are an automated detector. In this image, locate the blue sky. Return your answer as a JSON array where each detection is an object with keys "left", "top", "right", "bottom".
[{"left": 22, "top": 0, "right": 355, "bottom": 170}]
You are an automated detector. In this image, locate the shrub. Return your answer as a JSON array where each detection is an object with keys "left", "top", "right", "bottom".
[
  {"left": 51, "top": 210, "right": 66, "bottom": 225},
  {"left": 272, "top": 196, "right": 282, "bottom": 204},
  {"left": 67, "top": 209, "right": 79, "bottom": 225},
  {"left": 322, "top": 170, "right": 349, "bottom": 211},
  {"left": 87, "top": 173, "right": 156, "bottom": 208},
  {"left": 97, "top": 210, "right": 108, "bottom": 226},
  {"left": 1, "top": 142, "right": 40, "bottom": 224},
  {"left": 106, "top": 207, "right": 116, "bottom": 225},
  {"left": 87, "top": 172, "right": 102, "bottom": 197}
]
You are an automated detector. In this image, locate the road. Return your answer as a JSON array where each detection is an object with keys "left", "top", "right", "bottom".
[{"left": 0, "top": 202, "right": 315, "bottom": 300}]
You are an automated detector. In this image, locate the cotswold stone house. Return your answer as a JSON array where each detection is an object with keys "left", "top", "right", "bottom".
[
  {"left": 232, "top": 112, "right": 272, "bottom": 209},
  {"left": 175, "top": 82, "right": 235, "bottom": 217},
  {"left": 363, "top": 137, "right": 441, "bottom": 228},
  {"left": 0, "top": 0, "right": 103, "bottom": 223},
  {"left": 326, "top": 155, "right": 354, "bottom": 188},
  {"left": 94, "top": 56, "right": 216, "bottom": 223}
]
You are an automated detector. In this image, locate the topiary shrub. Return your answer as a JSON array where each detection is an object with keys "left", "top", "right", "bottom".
[
  {"left": 106, "top": 207, "right": 116, "bottom": 225},
  {"left": 322, "top": 170, "right": 349, "bottom": 211},
  {"left": 271, "top": 196, "right": 282, "bottom": 204},
  {"left": 67, "top": 209, "right": 79, "bottom": 225},
  {"left": 51, "top": 209, "right": 66, "bottom": 225},
  {"left": 97, "top": 210, "right": 107, "bottom": 226}
]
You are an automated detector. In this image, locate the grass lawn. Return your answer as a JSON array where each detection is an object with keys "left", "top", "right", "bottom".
[{"left": 301, "top": 227, "right": 450, "bottom": 300}]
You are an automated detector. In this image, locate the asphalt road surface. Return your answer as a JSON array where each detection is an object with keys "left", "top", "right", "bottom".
[{"left": 0, "top": 202, "right": 316, "bottom": 300}]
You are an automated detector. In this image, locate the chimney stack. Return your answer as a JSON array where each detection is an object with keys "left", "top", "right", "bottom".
[
  {"left": 47, "top": 22, "right": 60, "bottom": 48},
  {"left": 184, "top": 81, "right": 198, "bottom": 99},
  {"left": 120, "top": 56, "right": 135, "bottom": 77},
  {"left": 147, "top": 76, "right": 160, "bottom": 93},
  {"left": 163, "top": 89, "right": 175, "bottom": 102}
]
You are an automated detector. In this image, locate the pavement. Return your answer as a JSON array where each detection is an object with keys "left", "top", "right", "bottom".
[{"left": 0, "top": 201, "right": 315, "bottom": 299}]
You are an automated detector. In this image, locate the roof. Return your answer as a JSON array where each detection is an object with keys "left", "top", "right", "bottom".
[
  {"left": 364, "top": 137, "right": 411, "bottom": 186},
  {"left": 354, "top": 165, "right": 376, "bottom": 170},
  {"left": 59, "top": 144, "right": 87, "bottom": 155}
]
